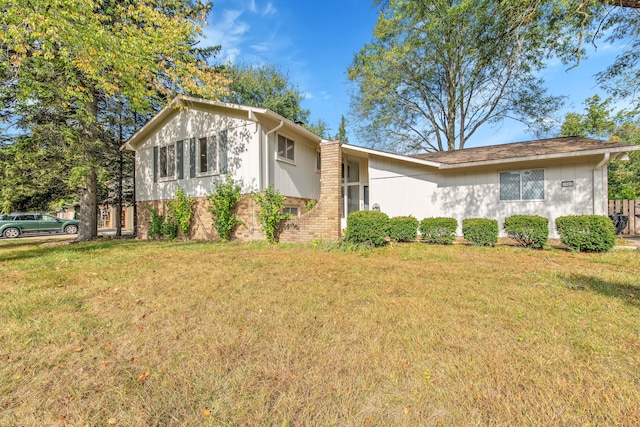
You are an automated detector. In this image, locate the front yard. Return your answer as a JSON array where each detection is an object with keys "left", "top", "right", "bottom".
[{"left": 1, "top": 239, "right": 639, "bottom": 426}]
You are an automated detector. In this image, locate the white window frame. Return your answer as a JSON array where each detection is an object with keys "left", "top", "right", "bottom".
[
  {"left": 316, "top": 150, "right": 321, "bottom": 172},
  {"left": 197, "top": 135, "right": 218, "bottom": 176},
  {"left": 277, "top": 134, "right": 295, "bottom": 163},
  {"left": 283, "top": 206, "right": 299, "bottom": 216},
  {"left": 499, "top": 169, "right": 545, "bottom": 201},
  {"left": 159, "top": 143, "right": 176, "bottom": 180}
]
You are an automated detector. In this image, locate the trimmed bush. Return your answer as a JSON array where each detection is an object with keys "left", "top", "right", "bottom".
[
  {"left": 345, "top": 210, "right": 389, "bottom": 247},
  {"left": 555, "top": 215, "right": 616, "bottom": 252},
  {"left": 419, "top": 217, "right": 458, "bottom": 244},
  {"left": 387, "top": 216, "right": 419, "bottom": 242},
  {"left": 503, "top": 214, "right": 549, "bottom": 249},
  {"left": 462, "top": 218, "right": 499, "bottom": 247}
]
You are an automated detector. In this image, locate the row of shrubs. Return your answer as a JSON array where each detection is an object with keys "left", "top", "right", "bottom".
[{"left": 345, "top": 211, "right": 617, "bottom": 252}]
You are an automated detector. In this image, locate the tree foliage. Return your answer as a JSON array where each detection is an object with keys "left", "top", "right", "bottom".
[
  {"left": 558, "top": 95, "right": 640, "bottom": 199},
  {"left": 221, "top": 64, "right": 309, "bottom": 123},
  {"left": 594, "top": 5, "right": 640, "bottom": 109},
  {"left": 335, "top": 115, "right": 348, "bottom": 142},
  {"left": 0, "top": 0, "right": 228, "bottom": 239},
  {"left": 347, "top": 0, "right": 594, "bottom": 153}
]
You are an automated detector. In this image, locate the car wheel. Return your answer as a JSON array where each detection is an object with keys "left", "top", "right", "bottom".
[
  {"left": 64, "top": 224, "right": 78, "bottom": 234},
  {"left": 3, "top": 227, "right": 20, "bottom": 238}
]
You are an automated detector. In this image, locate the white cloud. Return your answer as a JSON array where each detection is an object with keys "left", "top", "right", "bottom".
[{"left": 263, "top": 2, "right": 277, "bottom": 16}]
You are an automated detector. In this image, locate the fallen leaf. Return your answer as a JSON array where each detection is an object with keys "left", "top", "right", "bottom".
[
  {"left": 74, "top": 347, "right": 84, "bottom": 352},
  {"left": 202, "top": 409, "right": 211, "bottom": 417},
  {"left": 137, "top": 372, "right": 149, "bottom": 382},
  {"left": 131, "top": 356, "right": 138, "bottom": 362}
]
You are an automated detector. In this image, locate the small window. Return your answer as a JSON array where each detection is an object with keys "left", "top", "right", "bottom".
[
  {"left": 198, "top": 135, "right": 218, "bottom": 174},
  {"left": 159, "top": 144, "right": 176, "bottom": 179},
  {"left": 316, "top": 151, "right": 321, "bottom": 171},
  {"left": 500, "top": 169, "right": 544, "bottom": 201},
  {"left": 283, "top": 206, "right": 299, "bottom": 216},
  {"left": 277, "top": 135, "right": 295, "bottom": 162}
]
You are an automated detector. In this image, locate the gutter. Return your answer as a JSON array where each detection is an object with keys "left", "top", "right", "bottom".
[{"left": 263, "top": 120, "right": 284, "bottom": 191}]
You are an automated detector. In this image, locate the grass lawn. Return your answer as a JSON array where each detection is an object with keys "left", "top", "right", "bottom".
[{"left": 1, "top": 238, "right": 639, "bottom": 426}]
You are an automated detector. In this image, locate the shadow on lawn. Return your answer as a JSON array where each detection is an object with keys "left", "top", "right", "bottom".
[
  {"left": 0, "top": 238, "right": 142, "bottom": 262},
  {"left": 564, "top": 274, "right": 640, "bottom": 307}
]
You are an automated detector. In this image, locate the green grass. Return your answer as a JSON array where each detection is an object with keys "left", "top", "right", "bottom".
[{"left": 1, "top": 238, "right": 639, "bottom": 425}]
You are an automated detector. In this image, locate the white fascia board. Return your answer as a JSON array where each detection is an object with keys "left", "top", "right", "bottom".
[
  {"left": 341, "top": 144, "right": 442, "bottom": 168},
  {"left": 437, "top": 145, "right": 640, "bottom": 169}
]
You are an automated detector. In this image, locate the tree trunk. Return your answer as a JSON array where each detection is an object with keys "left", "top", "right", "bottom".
[
  {"left": 115, "top": 151, "right": 123, "bottom": 237},
  {"left": 77, "top": 167, "right": 98, "bottom": 241}
]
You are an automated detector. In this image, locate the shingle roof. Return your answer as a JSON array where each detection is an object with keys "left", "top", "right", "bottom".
[{"left": 412, "top": 137, "right": 639, "bottom": 165}]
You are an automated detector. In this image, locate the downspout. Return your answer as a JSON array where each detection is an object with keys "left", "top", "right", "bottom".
[
  {"left": 592, "top": 153, "right": 609, "bottom": 215},
  {"left": 263, "top": 120, "right": 284, "bottom": 190}
]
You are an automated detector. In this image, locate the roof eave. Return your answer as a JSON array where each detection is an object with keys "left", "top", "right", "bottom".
[
  {"left": 342, "top": 144, "right": 442, "bottom": 168},
  {"left": 436, "top": 145, "right": 640, "bottom": 169}
]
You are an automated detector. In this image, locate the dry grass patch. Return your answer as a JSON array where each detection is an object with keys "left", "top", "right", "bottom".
[{"left": 1, "top": 239, "right": 639, "bottom": 425}]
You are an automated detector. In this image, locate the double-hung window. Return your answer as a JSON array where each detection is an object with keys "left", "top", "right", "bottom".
[
  {"left": 499, "top": 169, "right": 544, "bottom": 201},
  {"left": 159, "top": 144, "right": 176, "bottom": 179},
  {"left": 198, "top": 135, "right": 218, "bottom": 175},
  {"left": 277, "top": 134, "right": 295, "bottom": 162}
]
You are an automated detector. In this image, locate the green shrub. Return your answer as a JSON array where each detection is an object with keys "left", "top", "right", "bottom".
[
  {"left": 207, "top": 176, "right": 244, "bottom": 242},
  {"left": 345, "top": 210, "right": 389, "bottom": 247},
  {"left": 161, "top": 218, "right": 178, "bottom": 241},
  {"left": 419, "top": 217, "right": 458, "bottom": 244},
  {"left": 555, "top": 215, "right": 616, "bottom": 252},
  {"left": 462, "top": 218, "right": 499, "bottom": 247},
  {"left": 148, "top": 207, "right": 164, "bottom": 240},
  {"left": 503, "top": 215, "right": 549, "bottom": 249},
  {"left": 252, "top": 186, "right": 291, "bottom": 244},
  {"left": 387, "top": 216, "right": 419, "bottom": 242},
  {"left": 167, "top": 186, "right": 195, "bottom": 240},
  {"left": 306, "top": 199, "right": 317, "bottom": 211}
]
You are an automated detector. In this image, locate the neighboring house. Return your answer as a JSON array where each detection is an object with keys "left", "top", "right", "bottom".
[{"left": 124, "top": 96, "right": 640, "bottom": 241}]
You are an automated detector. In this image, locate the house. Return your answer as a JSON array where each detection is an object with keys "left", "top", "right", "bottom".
[{"left": 124, "top": 96, "right": 640, "bottom": 241}]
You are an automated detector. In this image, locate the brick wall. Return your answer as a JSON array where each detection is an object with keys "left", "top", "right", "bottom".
[{"left": 136, "top": 140, "right": 343, "bottom": 242}]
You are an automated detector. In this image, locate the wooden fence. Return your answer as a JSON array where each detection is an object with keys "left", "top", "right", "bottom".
[{"left": 608, "top": 200, "right": 640, "bottom": 236}]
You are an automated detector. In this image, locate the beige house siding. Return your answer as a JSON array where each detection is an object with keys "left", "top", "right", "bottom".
[
  {"left": 368, "top": 155, "right": 608, "bottom": 238},
  {"left": 135, "top": 105, "right": 262, "bottom": 202}
]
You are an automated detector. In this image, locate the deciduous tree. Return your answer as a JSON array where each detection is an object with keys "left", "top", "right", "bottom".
[
  {"left": 558, "top": 95, "right": 640, "bottom": 199},
  {"left": 0, "top": 0, "right": 228, "bottom": 240},
  {"left": 221, "top": 64, "right": 309, "bottom": 123}
]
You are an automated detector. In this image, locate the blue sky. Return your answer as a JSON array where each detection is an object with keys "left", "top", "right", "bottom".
[{"left": 202, "top": 0, "right": 629, "bottom": 149}]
